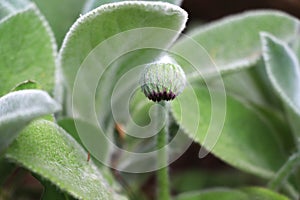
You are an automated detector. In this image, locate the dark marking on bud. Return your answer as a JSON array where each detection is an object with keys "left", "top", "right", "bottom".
[{"left": 140, "top": 62, "right": 186, "bottom": 102}]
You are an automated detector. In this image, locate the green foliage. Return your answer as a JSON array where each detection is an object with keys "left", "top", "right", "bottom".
[
  {"left": 0, "top": 0, "right": 31, "bottom": 19},
  {"left": 261, "top": 33, "right": 300, "bottom": 115},
  {"left": 5, "top": 120, "right": 122, "bottom": 200},
  {"left": 0, "top": 3, "right": 56, "bottom": 96},
  {"left": 171, "top": 87, "right": 294, "bottom": 179},
  {"left": 31, "top": 0, "right": 85, "bottom": 45},
  {"left": 1, "top": 0, "right": 300, "bottom": 199},
  {"left": 172, "top": 10, "right": 298, "bottom": 76},
  {"left": 83, "top": 0, "right": 183, "bottom": 13},
  {"left": 175, "top": 187, "right": 290, "bottom": 200},
  {"left": 0, "top": 90, "right": 60, "bottom": 154},
  {"left": 58, "top": 1, "right": 187, "bottom": 125}
]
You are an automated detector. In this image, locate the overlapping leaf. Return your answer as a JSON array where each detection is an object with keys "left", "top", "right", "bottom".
[
  {"left": 172, "top": 10, "right": 299, "bottom": 79},
  {"left": 32, "top": 0, "right": 85, "bottom": 45},
  {"left": 0, "top": 0, "right": 31, "bottom": 20},
  {"left": 0, "top": 90, "right": 60, "bottom": 154},
  {"left": 171, "top": 87, "right": 293, "bottom": 178},
  {"left": 261, "top": 33, "right": 300, "bottom": 116},
  {"left": 58, "top": 1, "right": 187, "bottom": 125},
  {"left": 82, "top": 0, "right": 183, "bottom": 13},
  {"left": 0, "top": 3, "right": 56, "bottom": 96},
  {"left": 5, "top": 120, "right": 125, "bottom": 200}
]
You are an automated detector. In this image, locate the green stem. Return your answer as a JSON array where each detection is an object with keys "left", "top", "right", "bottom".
[
  {"left": 268, "top": 150, "right": 300, "bottom": 190},
  {"left": 156, "top": 101, "right": 171, "bottom": 200},
  {"left": 282, "top": 183, "right": 299, "bottom": 200}
]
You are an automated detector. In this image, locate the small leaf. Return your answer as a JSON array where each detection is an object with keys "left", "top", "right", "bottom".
[
  {"left": 0, "top": 4, "right": 57, "bottom": 96},
  {"left": 171, "top": 87, "right": 293, "bottom": 179},
  {"left": 0, "top": 90, "right": 60, "bottom": 154},
  {"left": 172, "top": 10, "right": 299, "bottom": 78},
  {"left": 175, "top": 187, "right": 289, "bottom": 200},
  {"left": 261, "top": 32, "right": 300, "bottom": 116},
  {"left": 11, "top": 80, "right": 40, "bottom": 91},
  {"left": 5, "top": 120, "right": 123, "bottom": 200}
]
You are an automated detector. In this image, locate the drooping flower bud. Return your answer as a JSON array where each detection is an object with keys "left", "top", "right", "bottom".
[{"left": 140, "top": 62, "right": 186, "bottom": 102}]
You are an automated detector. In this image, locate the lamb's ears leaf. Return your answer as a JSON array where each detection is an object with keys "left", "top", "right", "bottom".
[
  {"left": 171, "top": 10, "right": 299, "bottom": 80},
  {"left": 5, "top": 120, "right": 127, "bottom": 200},
  {"left": 0, "top": 90, "right": 60, "bottom": 154},
  {"left": 171, "top": 86, "right": 294, "bottom": 179},
  {"left": 82, "top": 0, "right": 184, "bottom": 13},
  {"left": 31, "top": 0, "right": 85, "bottom": 45},
  {"left": 0, "top": 3, "right": 56, "bottom": 96},
  {"left": 261, "top": 32, "right": 300, "bottom": 139},
  {"left": 59, "top": 1, "right": 187, "bottom": 122}
]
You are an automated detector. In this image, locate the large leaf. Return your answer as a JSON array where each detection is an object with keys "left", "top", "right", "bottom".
[
  {"left": 175, "top": 187, "right": 289, "bottom": 200},
  {"left": 5, "top": 120, "right": 125, "bottom": 200},
  {"left": 82, "top": 0, "right": 183, "bottom": 13},
  {"left": 60, "top": 1, "right": 186, "bottom": 85},
  {"left": 261, "top": 32, "right": 300, "bottom": 116},
  {"left": 172, "top": 10, "right": 299, "bottom": 78},
  {"left": 171, "top": 86, "right": 293, "bottom": 178},
  {"left": 209, "top": 61, "right": 282, "bottom": 109},
  {"left": 0, "top": 3, "right": 56, "bottom": 96},
  {"left": 57, "top": 118, "right": 111, "bottom": 165},
  {"left": 59, "top": 1, "right": 187, "bottom": 121},
  {"left": 0, "top": 90, "right": 60, "bottom": 154},
  {"left": 31, "top": 0, "right": 85, "bottom": 45}
]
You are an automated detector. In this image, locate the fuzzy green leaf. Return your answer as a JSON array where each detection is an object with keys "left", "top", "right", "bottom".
[
  {"left": 0, "top": 4, "right": 57, "bottom": 96},
  {"left": 172, "top": 10, "right": 299, "bottom": 78},
  {"left": 57, "top": 118, "right": 111, "bottom": 165},
  {"left": 0, "top": 90, "right": 60, "bottom": 154},
  {"left": 175, "top": 187, "right": 289, "bottom": 200},
  {"left": 32, "top": 0, "right": 85, "bottom": 45},
  {"left": 11, "top": 80, "right": 40, "bottom": 91},
  {"left": 59, "top": 1, "right": 187, "bottom": 120},
  {"left": 261, "top": 32, "right": 300, "bottom": 116},
  {"left": 171, "top": 86, "right": 293, "bottom": 179},
  {"left": 0, "top": 0, "right": 31, "bottom": 20},
  {"left": 5, "top": 120, "right": 124, "bottom": 200},
  {"left": 83, "top": 0, "right": 183, "bottom": 13}
]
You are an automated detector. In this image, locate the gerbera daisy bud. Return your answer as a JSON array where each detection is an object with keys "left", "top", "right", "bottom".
[{"left": 140, "top": 62, "right": 186, "bottom": 102}]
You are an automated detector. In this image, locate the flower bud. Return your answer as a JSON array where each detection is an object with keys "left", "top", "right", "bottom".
[{"left": 140, "top": 62, "right": 186, "bottom": 102}]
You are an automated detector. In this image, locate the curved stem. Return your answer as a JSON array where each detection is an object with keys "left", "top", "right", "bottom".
[
  {"left": 268, "top": 150, "right": 300, "bottom": 190},
  {"left": 156, "top": 101, "right": 171, "bottom": 200}
]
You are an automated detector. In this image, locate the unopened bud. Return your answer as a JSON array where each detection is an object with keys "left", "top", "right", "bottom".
[{"left": 140, "top": 62, "right": 186, "bottom": 102}]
